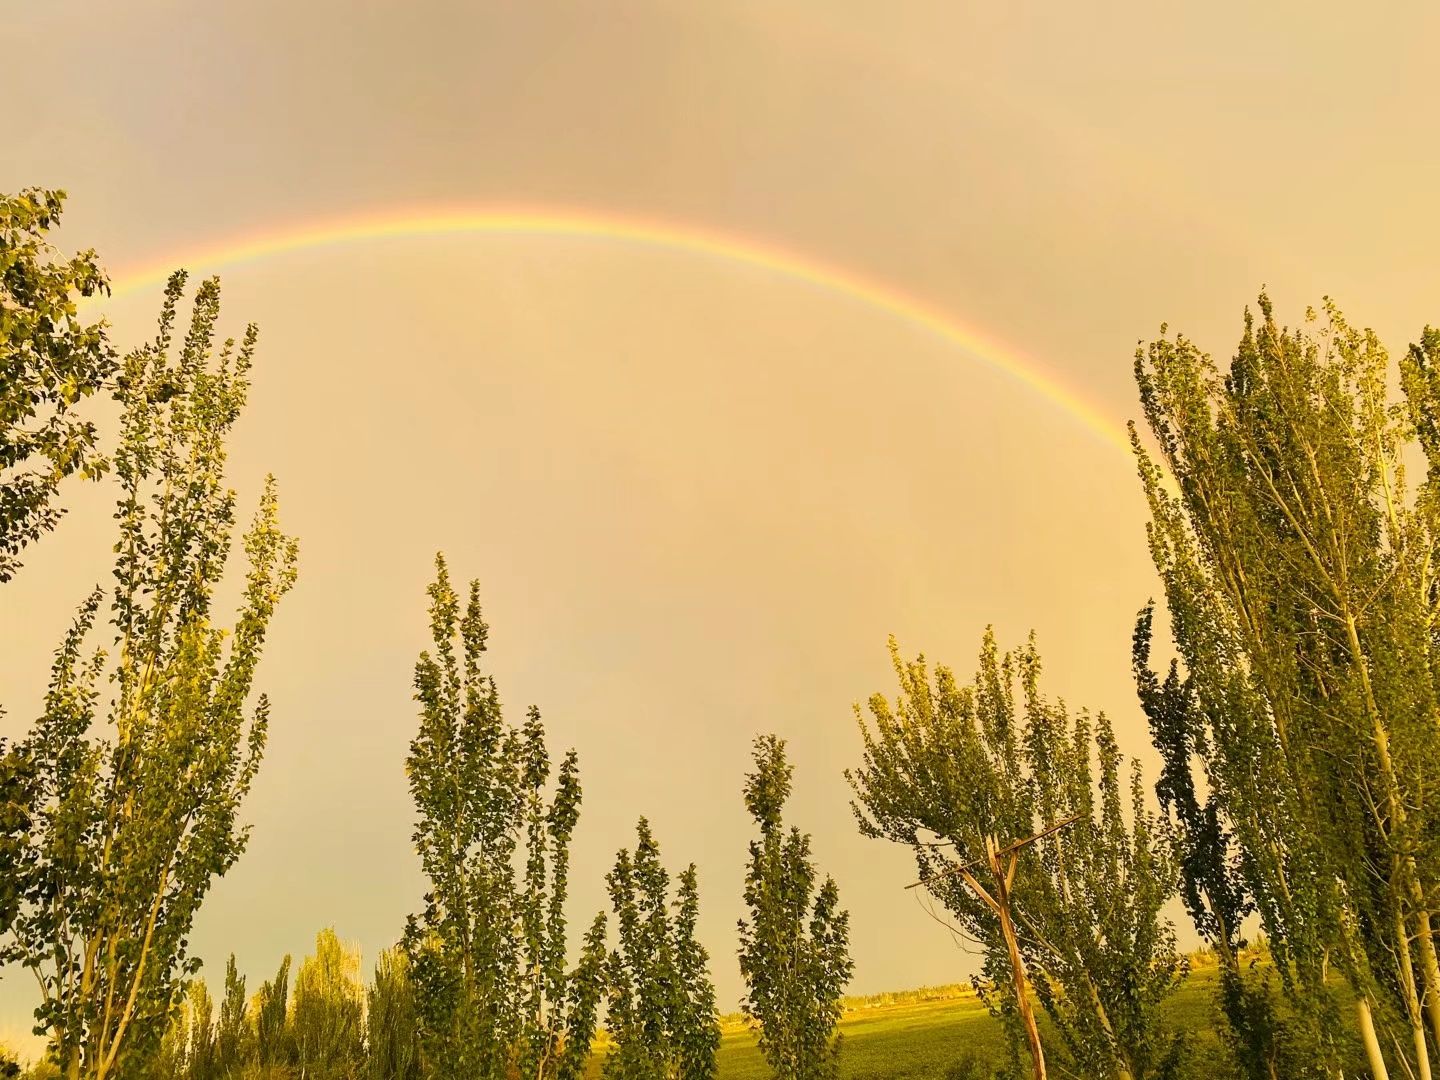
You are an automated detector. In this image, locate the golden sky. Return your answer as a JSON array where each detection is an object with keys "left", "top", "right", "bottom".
[{"left": 4, "top": 0, "right": 1440, "bottom": 1047}]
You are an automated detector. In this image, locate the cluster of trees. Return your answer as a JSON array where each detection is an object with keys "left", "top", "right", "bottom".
[
  {"left": 6, "top": 184, "right": 1440, "bottom": 1080},
  {"left": 1127, "top": 299, "right": 1440, "bottom": 1080},
  {"left": 0, "top": 187, "right": 852, "bottom": 1079},
  {"left": 845, "top": 295, "right": 1440, "bottom": 1080}
]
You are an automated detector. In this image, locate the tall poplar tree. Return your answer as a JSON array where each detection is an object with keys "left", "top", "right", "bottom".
[
  {"left": 738, "top": 735, "right": 852, "bottom": 1080},
  {"left": 213, "top": 956, "right": 249, "bottom": 1077},
  {"left": 849, "top": 632, "right": 1184, "bottom": 1080},
  {"left": 253, "top": 955, "right": 293, "bottom": 1071},
  {"left": 292, "top": 929, "right": 364, "bottom": 1080},
  {"left": 365, "top": 948, "right": 421, "bottom": 1080},
  {"left": 1132, "top": 295, "right": 1440, "bottom": 1078},
  {"left": 603, "top": 819, "right": 720, "bottom": 1080},
  {"left": 0, "top": 273, "right": 298, "bottom": 1080},
  {"left": 402, "top": 557, "right": 606, "bottom": 1080}
]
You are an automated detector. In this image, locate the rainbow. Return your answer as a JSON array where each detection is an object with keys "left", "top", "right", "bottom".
[{"left": 110, "top": 206, "right": 1129, "bottom": 455}]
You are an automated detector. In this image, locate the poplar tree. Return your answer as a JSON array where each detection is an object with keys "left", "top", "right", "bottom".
[
  {"left": 403, "top": 557, "right": 606, "bottom": 1080},
  {"left": 152, "top": 977, "right": 217, "bottom": 1080},
  {"left": 848, "top": 632, "right": 1184, "bottom": 1080},
  {"left": 185, "top": 981, "right": 217, "bottom": 1080},
  {"left": 253, "top": 956, "right": 293, "bottom": 1071},
  {"left": 0, "top": 272, "right": 298, "bottom": 1080},
  {"left": 365, "top": 948, "right": 421, "bottom": 1080},
  {"left": 737, "top": 735, "right": 852, "bottom": 1080},
  {"left": 603, "top": 819, "right": 720, "bottom": 1080},
  {"left": 1133, "top": 607, "right": 1310, "bottom": 1079},
  {"left": 213, "top": 956, "right": 249, "bottom": 1077},
  {"left": 292, "top": 929, "right": 364, "bottom": 1080},
  {"left": 1132, "top": 295, "right": 1440, "bottom": 1078},
  {"left": 0, "top": 187, "right": 115, "bottom": 583}
]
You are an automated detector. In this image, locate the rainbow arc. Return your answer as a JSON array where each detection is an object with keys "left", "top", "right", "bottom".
[{"left": 110, "top": 206, "right": 1129, "bottom": 456}]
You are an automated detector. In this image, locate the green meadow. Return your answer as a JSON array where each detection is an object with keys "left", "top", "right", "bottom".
[{"left": 646, "top": 965, "right": 1364, "bottom": 1080}]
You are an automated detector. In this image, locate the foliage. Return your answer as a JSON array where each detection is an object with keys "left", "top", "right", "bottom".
[
  {"left": 152, "top": 978, "right": 217, "bottom": 1080},
  {"left": 603, "top": 818, "right": 720, "bottom": 1080},
  {"left": 0, "top": 273, "right": 298, "bottom": 1080},
  {"left": 1133, "top": 608, "right": 1307, "bottom": 1079},
  {"left": 214, "top": 956, "right": 250, "bottom": 1076},
  {"left": 292, "top": 929, "right": 364, "bottom": 1080},
  {"left": 253, "top": 955, "right": 293, "bottom": 1070},
  {"left": 0, "top": 188, "right": 115, "bottom": 583},
  {"left": 0, "top": 740, "right": 35, "bottom": 936},
  {"left": 848, "top": 632, "right": 1184, "bottom": 1080},
  {"left": 737, "top": 735, "right": 852, "bottom": 1080},
  {"left": 365, "top": 948, "right": 421, "bottom": 1080},
  {"left": 1132, "top": 294, "right": 1440, "bottom": 1075},
  {"left": 402, "top": 556, "right": 605, "bottom": 1080}
]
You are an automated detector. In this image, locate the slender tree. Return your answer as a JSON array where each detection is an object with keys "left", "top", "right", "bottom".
[
  {"left": 0, "top": 272, "right": 298, "bottom": 1080},
  {"left": 292, "top": 929, "right": 364, "bottom": 1080},
  {"left": 738, "top": 735, "right": 852, "bottom": 1080},
  {"left": 0, "top": 187, "right": 115, "bottom": 584},
  {"left": 402, "top": 556, "right": 605, "bottom": 1080},
  {"left": 213, "top": 956, "right": 249, "bottom": 1077},
  {"left": 1132, "top": 294, "right": 1440, "bottom": 1077},
  {"left": 603, "top": 818, "right": 720, "bottom": 1080},
  {"left": 365, "top": 948, "right": 421, "bottom": 1080},
  {"left": 849, "top": 632, "right": 1184, "bottom": 1080},
  {"left": 253, "top": 955, "right": 293, "bottom": 1071},
  {"left": 186, "top": 980, "right": 218, "bottom": 1080}
]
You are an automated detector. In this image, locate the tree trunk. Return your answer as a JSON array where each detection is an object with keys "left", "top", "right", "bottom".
[
  {"left": 1393, "top": 897, "right": 1434, "bottom": 1080},
  {"left": 1357, "top": 997, "right": 1391, "bottom": 1080},
  {"left": 1082, "top": 972, "right": 1136, "bottom": 1080},
  {"left": 1414, "top": 907, "right": 1440, "bottom": 1057},
  {"left": 987, "top": 837, "right": 1046, "bottom": 1080}
]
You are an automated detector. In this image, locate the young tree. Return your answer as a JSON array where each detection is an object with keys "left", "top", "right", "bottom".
[
  {"left": 292, "top": 929, "right": 364, "bottom": 1080},
  {"left": 849, "top": 633, "right": 1184, "bottom": 1080},
  {"left": 213, "top": 956, "right": 249, "bottom": 1077},
  {"left": 737, "top": 735, "right": 852, "bottom": 1080},
  {"left": 1132, "top": 295, "right": 1440, "bottom": 1078},
  {"left": 603, "top": 818, "right": 720, "bottom": 1080},
  {"left": 0, "top": 273, "right": 299, "bottom": 1080},
  {"left": 402, "top": 557, "right": 605, "bottom": 1080},
  {"left": 253, "top": 955, "right": 293, "bottom": 1071},
  {"left": 186, "top": 980, "right": 218, "bottom": 1080},
  {"left": 150, "top": 977, "right": 217, "bottom": 1080},
  {"left": 0, "top": 188, "right": 115, "bottom": 583},
  {"left": 365, "top": 948, "right": 421, "bottom": 1080}
]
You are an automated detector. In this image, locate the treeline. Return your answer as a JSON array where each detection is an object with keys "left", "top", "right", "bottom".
[{"left": 5, "top": 187, "right": 1440, "bottom": 1080}]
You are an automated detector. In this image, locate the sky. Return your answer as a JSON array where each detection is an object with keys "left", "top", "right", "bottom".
[{"left": 4, "top": 0, "right": 1440, "bottom": 1053}]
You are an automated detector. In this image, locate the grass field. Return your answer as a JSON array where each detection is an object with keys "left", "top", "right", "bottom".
[{"left": 646, "top": 965, "right": 1364, "bottom": 1080}]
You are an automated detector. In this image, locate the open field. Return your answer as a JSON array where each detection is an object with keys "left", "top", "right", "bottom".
[{"left": 592, "top": 966, "right": 1365, "bottom": 1080}]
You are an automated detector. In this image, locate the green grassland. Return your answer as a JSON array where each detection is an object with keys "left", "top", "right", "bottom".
[
  {"left": 609, "top": 964, "right": 1365, "bottom": 1080},
  {"left": 714, "top": 979, "right": 1215, "bottom": 1080}
]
